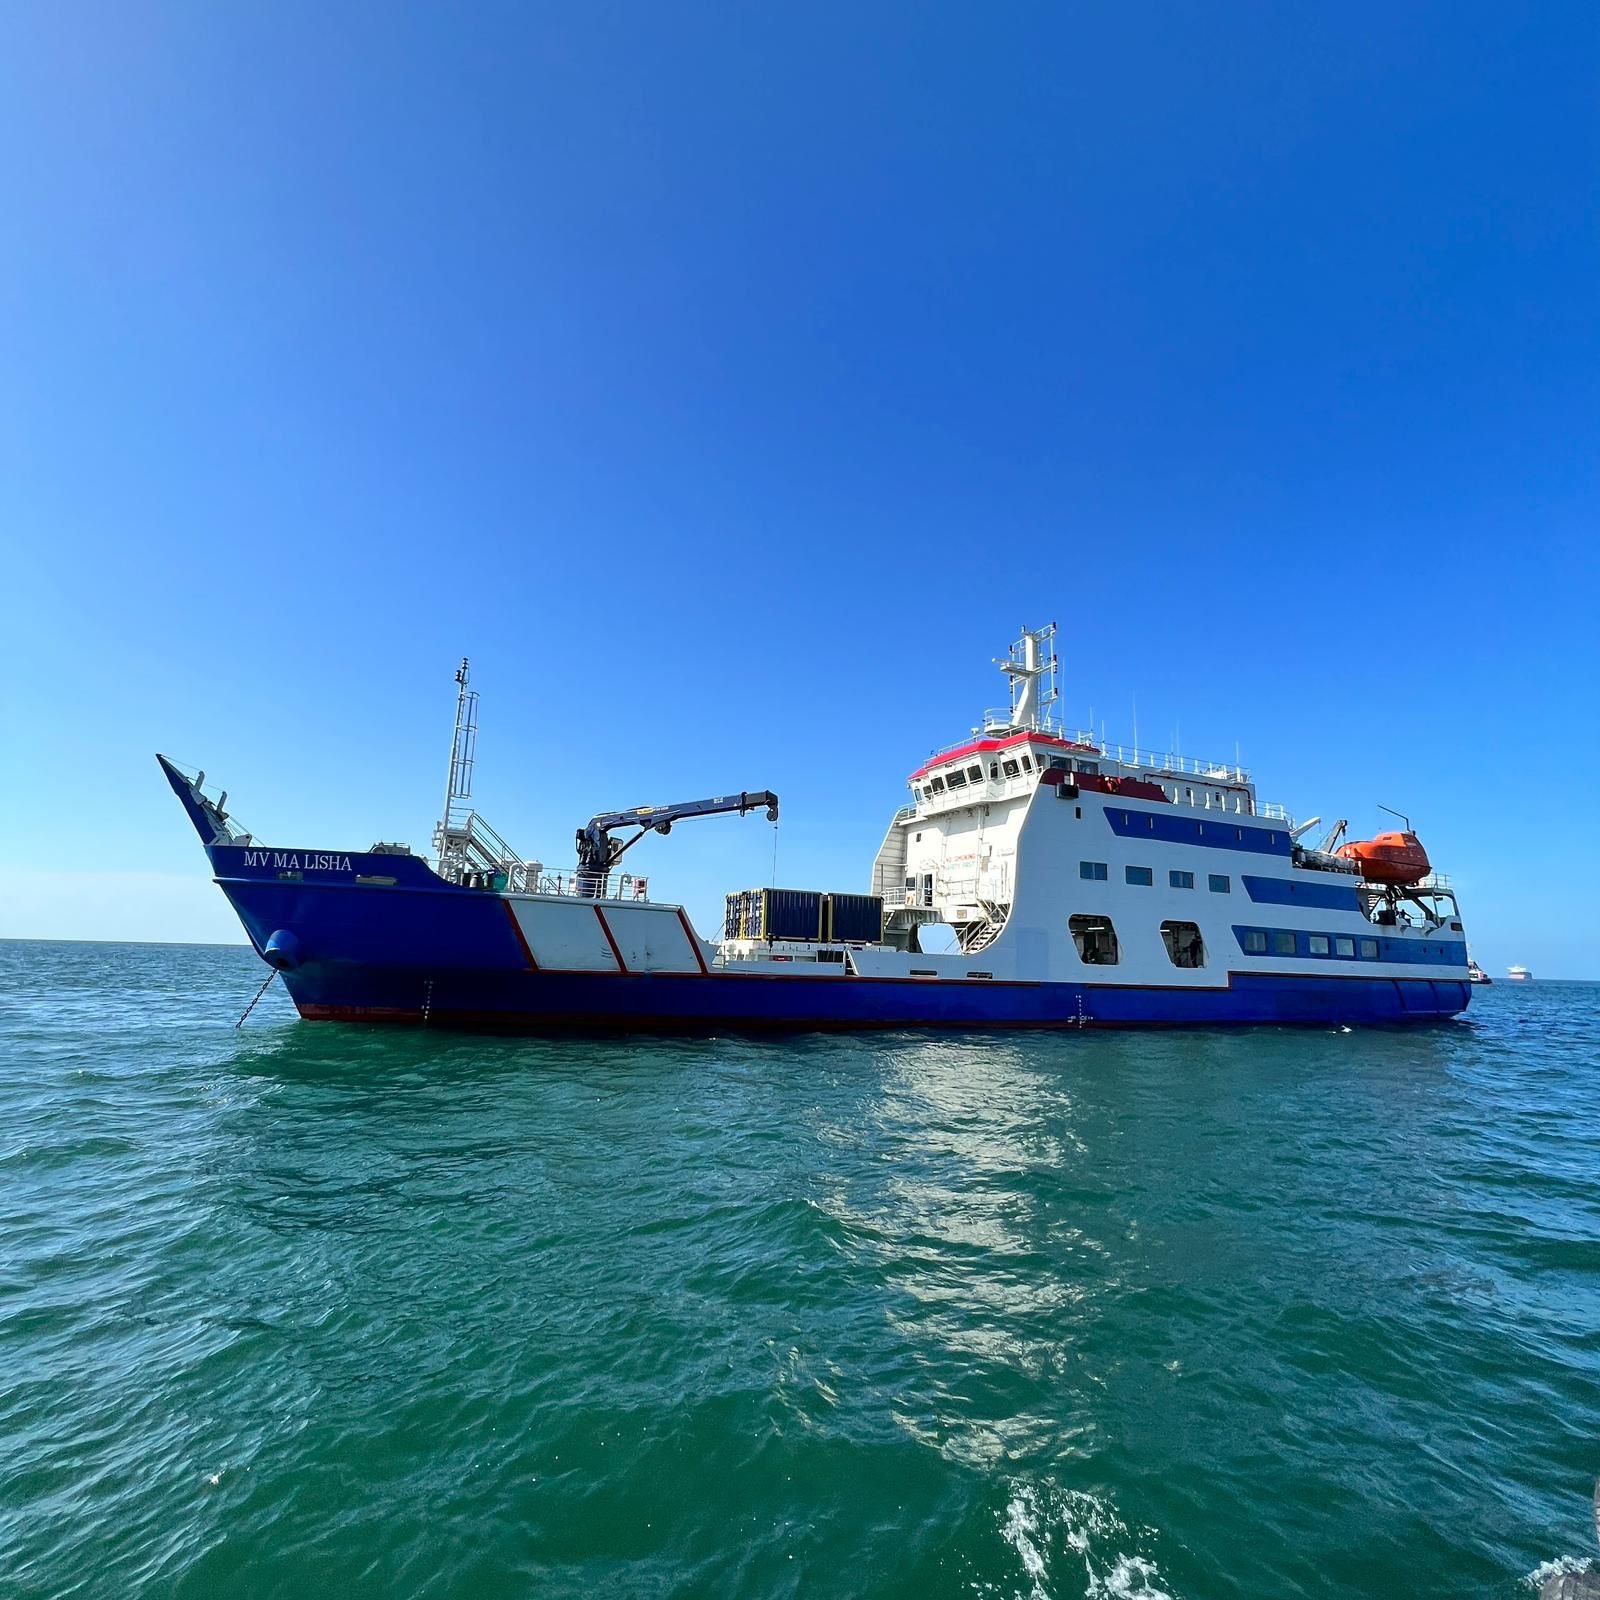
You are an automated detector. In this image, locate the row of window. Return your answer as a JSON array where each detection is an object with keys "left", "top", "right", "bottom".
[
  {"left": 1079, "top": 861, "right": 1231, "bottom": 893},
  {"left": 1065, "top": 918, "right": 1455, "bottom": 970},
  {"left": 918, "top": 748, "right": 1067, "bottom": 800},
  {"left": 1239, "top": 929, "right": 1376, "bottom": 959},
  {"left": 1235, "top": 928, "right": 1463, "bottom": 963}
]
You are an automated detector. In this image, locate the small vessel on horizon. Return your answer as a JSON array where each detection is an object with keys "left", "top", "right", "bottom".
[
  {"left": 1507, "top": 965, "right": 1533, "bottom": 982},
  {"left": 160, "top": 627, "right": 1474, "bottom": 1033},
  {"left": 1467, "top": 956, "right": 1492, "bottom": 985}
]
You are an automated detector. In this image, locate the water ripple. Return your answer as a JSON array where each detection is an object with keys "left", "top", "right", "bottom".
[{"left": 2, "top": 941, "right": 1599, "bottom": 1597}]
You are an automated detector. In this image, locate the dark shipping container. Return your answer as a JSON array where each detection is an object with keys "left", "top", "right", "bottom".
[
  {"left": 826, "top": 893, "right": 884, "bottom": 943},
  {"left": 757, "top": 888, "right": 826, "bottom": 941}
]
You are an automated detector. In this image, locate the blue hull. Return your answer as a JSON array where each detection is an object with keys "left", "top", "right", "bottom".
[
  {"left": 212, "top": 860, "right": 1471, "bottom": 1033},
  {"left": 286, "top": 966, "right": 1471, "bottom": 1030}
]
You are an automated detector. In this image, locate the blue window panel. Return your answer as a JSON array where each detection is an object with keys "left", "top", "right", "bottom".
[
  {"left": 1079, "top": 861, "right": 1108, "bottom": 881},
  {"left": 1242, "top": 875, "right": 1362, "bottom": 911},
  {"left": 1208, "top": 874, "right": 1231, "bottom": 893},
  {"left": 1232, "top": 926, "right": 1469, "bottom": 966},
  {"left": 1103, "top": 809, "right": 1291, "bottom": 856},
  {"left": 1170, "top": 870, "right": 1195, "bottom": 889},
  {"left": 1126, "top": 865, "right": 1154, "bottom": 886}
]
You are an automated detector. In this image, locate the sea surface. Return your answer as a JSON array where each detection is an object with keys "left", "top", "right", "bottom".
[{"left": 3, "top": 940, "right": 1599, "bottom": 1599}]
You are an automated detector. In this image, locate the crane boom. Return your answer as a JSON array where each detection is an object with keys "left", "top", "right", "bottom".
[{"left": 574, "top": 790, "right": 779, "bottom": 896}]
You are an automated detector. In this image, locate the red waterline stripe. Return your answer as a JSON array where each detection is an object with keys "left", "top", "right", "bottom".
[{"left": 593, "top": 905, "right": 628, "bottom": 973}]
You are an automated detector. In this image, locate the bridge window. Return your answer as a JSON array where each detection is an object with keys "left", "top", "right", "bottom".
[
  {"left": 1243, "top": 930, "right": 1268, "bottom": 953},
  {"left": 1335, "top": 936, "right": 1355, "bottom": 957},
  {"left": 1170, "top": 870, "right": 1195, "bottom": 890},
  {"left": 1209, "top": 874, "right": 1230, "bottom": 893},
  {"left": 928, "top": 776, "right": 944, "bottom": 794},
  {"left": 989, "top": 762, "right": 999, "bottom": 780},
  {"left": 1079, "top": 860, "right": 1108, "bottom": 881},
  {"left": 1308, "top": 934, "right": 1330, "bottom": 955},
  {"left": 1271, "top": 931, "right": 1297, "bottom": 956},
  {"left": 913, "top": 787, "right": 923, "bottom": 802},
  {"left": 1125, "top": 865, "right": 1153, "bottom": 886},
  {"left": 1020, "top": 754, "right": 1032, "bottom": 771},
  {"left": 945, "top": 769, "right": 967, "bottom": 789},
  {"left": 1359, "top": 938, "right": 1379, "bottom": 959},
  {"left": 1161, "top": 921, "right": 1205, "bottom": 968},
  {"left": 1002, "top": 759, "right": 1020, "bottom": 778},
  {"left": 1070, "top": 914, "right": 1119, "bottom": 965},
  {"left": 967, "top": 766, "right": 983, "bottom": 782}
]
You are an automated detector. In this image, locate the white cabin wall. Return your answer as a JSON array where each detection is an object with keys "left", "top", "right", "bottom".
[{"left": 986, "top": 786, "right": 1465, "bottom": 986}]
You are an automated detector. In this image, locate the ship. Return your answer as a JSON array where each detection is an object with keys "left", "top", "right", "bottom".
[
  {"left": 1467, "top": 955, "right": 1492, "bottom": 985},
  {"left": 1507, "top": 965, "right": 1533, "bottom": 982},
  {"left": 160, "top": 627, "right": 1473, "bottom": 1031}
]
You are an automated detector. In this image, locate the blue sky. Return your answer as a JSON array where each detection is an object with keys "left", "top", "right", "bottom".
[{"left": 1, "top": 2, "right": 1595, "bottom": 976}]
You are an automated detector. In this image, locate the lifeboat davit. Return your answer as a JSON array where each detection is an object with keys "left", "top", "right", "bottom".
[{"left": 1336, "top": 830, "right": 1430, "bottom": 885}]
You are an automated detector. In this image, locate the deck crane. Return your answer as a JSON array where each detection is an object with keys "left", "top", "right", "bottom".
[{"left": 574, "top": 790, "right": 780, "bottom": 897}]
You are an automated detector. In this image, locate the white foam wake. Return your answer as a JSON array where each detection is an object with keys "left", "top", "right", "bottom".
[{"left": 998, "top": 1483, "right": 1176, "bottom": 1600}]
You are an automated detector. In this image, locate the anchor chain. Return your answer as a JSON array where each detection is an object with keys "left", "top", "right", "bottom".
[{"left": 235, "top": 968, "right": 278, "bottom": 1029}]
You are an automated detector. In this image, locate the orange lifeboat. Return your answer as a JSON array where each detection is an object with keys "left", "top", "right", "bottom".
[{"left": 1336, "top": 830, "right": 1430, "bottom": 885}]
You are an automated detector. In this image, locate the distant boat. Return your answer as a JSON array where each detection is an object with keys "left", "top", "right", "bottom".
[
  {"left": 1507, "top": 965, "right": 1533, "bottom": 982},
  {"left": 1467, "top": 957, "right": 1492, "bottom": 985}
]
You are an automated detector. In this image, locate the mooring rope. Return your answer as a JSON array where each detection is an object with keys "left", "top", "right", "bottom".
[{"left": 235, "top": 968, "right": 278, "bottom": 1029}]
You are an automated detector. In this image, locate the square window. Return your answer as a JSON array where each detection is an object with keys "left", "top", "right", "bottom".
[
  {"left": 1308, "top": 934, "right": 1330, "bottom": 955},
  {"left": 1002, "top": 759, "right": 1020, "bottom": 778},
  {"left": 1170, "top": 870, "right": 1195, "bottom": 890},
  {"left": 1272, "top": 931, "right": 1297, "bottom": 956},
  {"left": 1243, "top": 930, "right": 1267, "bottom": 953},
  {"left": 1359, "top": 938, "right": 1379, "bottom": 960},
  {"left": 967, "top": 765, "right": 983, "bottom": 782},
  {"left": 1079, "top": 861, "right": 1108, "bottom": 881},
  {"left": 1209, "top": 874, "right": 1230, "bottom": 893},
  {"left": 1125, "top": 865, "right": 1153, "bottom": 886},
  {"left": 1335, "top": 936, "right": 1355, "bottom": 957}
]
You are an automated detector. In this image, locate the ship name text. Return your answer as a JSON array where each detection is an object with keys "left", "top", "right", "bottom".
[{"left": 242, "top": 850, "right": 354, "bottom": 873}]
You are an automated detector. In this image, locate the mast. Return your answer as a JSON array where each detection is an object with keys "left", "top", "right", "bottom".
[
  {"left": 435, "top": 657, "right": 479, "bottom": 868},
  {"left": 992, "top": 623, "right": 1060, "bottom": 734}
]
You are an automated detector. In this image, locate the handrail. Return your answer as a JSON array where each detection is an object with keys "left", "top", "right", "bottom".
[{"left": 527, "top": 868, "right": 656, "bottom": 902}]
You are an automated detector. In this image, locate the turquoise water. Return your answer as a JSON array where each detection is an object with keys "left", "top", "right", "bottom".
[{"left": 3, "top": 940, "right": 1599, "bottom": 1599}]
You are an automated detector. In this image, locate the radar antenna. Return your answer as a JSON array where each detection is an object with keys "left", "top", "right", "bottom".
[{"left": 988, "top": 623, "right": 1060, "bottom": 735}]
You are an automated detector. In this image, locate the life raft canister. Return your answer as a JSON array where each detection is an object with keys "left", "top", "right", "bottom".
[{"left": 1335, "top": 830, "right": 1431, "bottom": 885}]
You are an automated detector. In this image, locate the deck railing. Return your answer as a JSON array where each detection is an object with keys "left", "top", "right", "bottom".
[
  {"left": 924, "top": 723, "right": 1255, "bottom": 785},
  {"left": 528, "top": 868, "right": 655, "bottom": 902}
]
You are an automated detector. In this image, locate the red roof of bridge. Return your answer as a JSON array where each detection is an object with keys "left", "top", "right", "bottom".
[{"left": 908, "top": 731, "right": 1099, "bottom": 783}]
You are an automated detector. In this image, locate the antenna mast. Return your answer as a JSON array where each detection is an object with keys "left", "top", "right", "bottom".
[
  {"left": 436, "top": 658, "right": 478, "bottom": 864},
  {"left": 992, "top": 622, "right": 1060, "bottom": 734}
]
